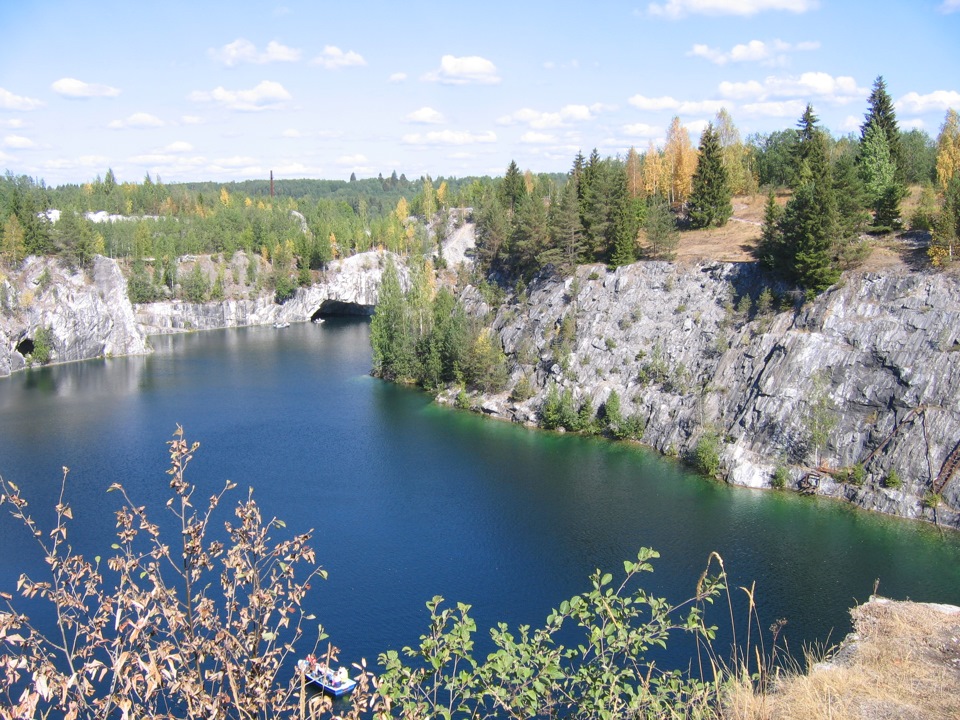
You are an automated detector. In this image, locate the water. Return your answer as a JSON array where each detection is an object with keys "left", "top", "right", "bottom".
[{"left": 1, "top": 318, "right": 959, "bottom": 675}]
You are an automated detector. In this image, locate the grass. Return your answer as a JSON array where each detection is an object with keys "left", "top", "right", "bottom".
[{"left": 721, "top": 596, "right": 960, "bottom": 719}]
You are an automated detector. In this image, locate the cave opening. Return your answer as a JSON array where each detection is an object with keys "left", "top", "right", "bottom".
[
  {"left": 312, "top": 300, "right": 374, "bottom": 319},
  {"left": 16, "top": 338, "right": 35, "bottom": 355}
]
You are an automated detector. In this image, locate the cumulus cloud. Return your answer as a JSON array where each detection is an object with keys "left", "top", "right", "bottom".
[
  {"left": 181, "top": 115, "right": 203, "bottom": 125},
  {"left": 41, "top": 155, "right": 109, "bottom": 171},
  {"left": 312, "top": 46, "right": 366, "bottom": 69},
  {"left": 1, "top": 118, "right": 25, "bottom": 128},
  {"left": 189, "top": 81, "right": 291, "bottom": 111},
  {"left": 108, "top": 112, "right": 165, "bottom": 129},
  {"left": 688, "top": 39, "right": 819, "bottom": 66},
  {"left": 685, "top": 119, "right": 710, "bottom": 137},
  {"left": 520, "top": 132, "right": 557, "bottom": 144},
  {"left": 718, "top": 72, "right": 866, "bottom": 104},
  {"left": 406, "top": 107, "right": 446, "bottom": 124},
  {"left": 939, "top": 0, "right": 960, "bottom": 13},
  {"left": 163, "top": 141, "right": 194, "bottom": 152},
  {"left": 389, "top": 72, "right": 408, "bottom": 83},
  {"left": 896, "top": 90, "right": 960, "bottom": 115},
  {"left": 422, "top": 55, "right": 500, "bottom": 85},
  {"left": 497, "top": 103, "right": 610, "bottom": 129},
  {"left": 649, "top": 0, "right": 818, "bottom": 18},
  {"left": 401, "top": 129, "right": 497, "bottom": 145},
  {"left": 0, "top": 87, "right": 44, "bottom": 110},
  {"left": 210, "top": 38, "right": 301, "bottom": 66},
  {"left": 336, "top": 154, "right": 368, "bottom": 165},
  {"left": 3, "top": 135, "right": 35, "bottom": 149},
  {"left": 51, "top": 77, "right": 121, "bottom": 98},
  {"left": 738, "top": 100, "right": 807, "bottom": 117},
  {"left": 627, "top": 94, "right": 725, "bottom": 114},
  {"left": 622, "top": 122, "right": 662, "bottom": 137}
]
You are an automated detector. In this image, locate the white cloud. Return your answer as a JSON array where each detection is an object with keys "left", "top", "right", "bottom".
[
  {"left": 939, "top": 0, "right": 960, "bottom": 13},
  {"left": 497, "top": 103, "right": 609, "bottom": 129},
  {"left": 41, "top": 155, "right": 109, "bottom": 170},
  {"left": 189, "top": 81, "right": 292, "bottom": 111},
  {"left": 627, "top": 94, "right": 725, "bottom": 114},
  {"left": 181, "top": 115, "right": 203, "bottom": 125},
  {"left": 622, "top": 122, "right": 662, "bottom": 137},
  {"left": 213, "top": 155, "right": 259, "bottom": 167},
  {"left": 3, "top": 135, "right": 35, "bottom": 149},
  {"left": 210, "top": 38, "right": 301, "bottom": 66},
  {"left": 406, "top": 107, "right": 445, "bottom": 124},
  {"left": 51, "top": 77, "right": 121, "bottom": 98},
  {"left": 1, "top": 118, "right": 25, "bottom": 128},
  {"left": 129, "top": 152, "right": 205, "bottom": 166},
  {"left": 311, "top": 46, "right": 366, "bottom": 69},
  {"left": 422, "top": 55, "right": 500, "bottom": 85},
  {"left": 389, "top": 72, "right": 408, "bottom": 83},
  {"left": 738, "top": 100, "right": 806, "bottom": 117},
  {"left": 520, "top": 132, "right": 557, "bottom": 144},
  {"left": 163, "top": 141, "right": 194, "bottom": 152},
  {"left": 718, "top": 72, "right": 866, "bottom": 104},
  {"left": 0, "top": 87, "right": 43, "bottom": 110},
  {"left": 402, "top": 130, "right": 497, "bottom": 145},
  {"left": 688, "top": 39, "right": 819, "bottom": 66},
  {"left": 896, "top": 90, "right": 960, "bottom": 115},
  {"left": 108, "top": 112, "right": 165, "bottom": 129},
  {"left": 840, "top": 115, "right": 861, "bottom": 132},
  {"left": 336, "top": 154, "right": 368, "bottom": 165},
  {"left": 685, "top": 119, "right": 710, "bottom": 137},
  {"left": 901, "top": 118, "right": 925, "bottom": 130},
  {"left": 282, "top": 128, "right": 303, "bottom": 138},
  {"left": 649, "top": 0, "right": 818, "bottom": 18}
]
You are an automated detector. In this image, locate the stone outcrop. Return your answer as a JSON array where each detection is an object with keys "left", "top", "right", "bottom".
[
  {"left": 0, "top": 256, "right": 148, "bottom": 376},
  {"left": 134, "top": 250, "right": 406, "bottom": 333},
  {"left": 453, "top": 262, "right": 960, "bottom": 529}
]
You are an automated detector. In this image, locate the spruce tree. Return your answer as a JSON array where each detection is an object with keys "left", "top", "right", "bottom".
[
  {"left": 688, "top": 123, "right": 732, "bottom": 229},
  {"left": 370, "top": 256, "right": 413, "bottom": 380},
  {"left": 500, "top": 160, "right": 527, "bottom": 212},
  {"left": 860, "top": 119, "right": 904, "bottom": 229},
  {"left": 860, "top": 76, "right": 904, "bottom": 181},
  {"left": 780, "top": 105, "right": 840, "bottom": 292}
]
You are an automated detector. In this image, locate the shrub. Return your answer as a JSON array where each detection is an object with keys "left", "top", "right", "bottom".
[
  {"left": 883, "top": 468, "right": 903, "bottom": 489},
  {"left": 509, "top": 374, "right": 534, "bottom": 402},
  {"left": 922, "top": 491, "right": 942, "bottom": 509},
  {"left": 29, "top": 326, "right": 53, "bottom": 365},
  {"left": 771, "top": 465, "right": 789, "bottom": 489},
  {"left": 692, "top": 431, "right": 722, "bottom": 477},
  {"left": 455, "top": 387, "right": 471, "bottom": 410}
]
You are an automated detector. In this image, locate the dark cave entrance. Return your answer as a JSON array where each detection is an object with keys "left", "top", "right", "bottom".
[{"left": 16, "top": 338, "right": 35, "bottom": 355}]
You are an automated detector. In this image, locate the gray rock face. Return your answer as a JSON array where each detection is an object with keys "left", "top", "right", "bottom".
[
  {"left": 0, "top": 256, "right": 149, "bottom": 376},
  {"left": 135, "top": 250, "right": 408, "bottom": 332},
  {"left": 465, "top": 262, "right": 960, "bottom": 529}
]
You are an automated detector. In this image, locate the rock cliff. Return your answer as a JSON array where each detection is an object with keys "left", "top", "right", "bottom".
[
  {"left": 0, "top": 256, "right": 148, "bottom": 376},
  {"left": 453, "top": 261, "right": 960, "bottom": 529}
]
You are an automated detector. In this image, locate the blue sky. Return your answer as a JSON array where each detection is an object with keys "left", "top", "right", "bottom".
[{"left": 1, "top": 0, "right": 958, "bottom": 186}]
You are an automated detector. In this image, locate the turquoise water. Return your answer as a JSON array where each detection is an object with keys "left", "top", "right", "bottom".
[{"left": 1, "top": 318, "right": 958, "bottom": 672}]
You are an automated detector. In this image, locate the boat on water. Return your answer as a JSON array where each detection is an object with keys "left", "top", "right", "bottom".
[
  {"left": 273, "top": 321, "right": 290, "bottom": 329},
  {"left": 312, "top": 317, "right": 325, "bottom": 324},
  {"left": 298, "top": 656, "right": 357, "bottom": 697}
]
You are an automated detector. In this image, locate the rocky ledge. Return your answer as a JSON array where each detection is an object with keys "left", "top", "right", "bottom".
[{"left": 448, "top": 261, "right": 960, "bottom": 529}]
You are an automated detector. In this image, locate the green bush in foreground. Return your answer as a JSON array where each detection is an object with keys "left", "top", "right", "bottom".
[{"left": 0, "top": 428, "right": 734, "bottom": 720}]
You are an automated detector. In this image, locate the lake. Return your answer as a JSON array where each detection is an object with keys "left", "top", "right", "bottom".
[{"left": 1, "top": 318, "right": 959, "bottom": 674}]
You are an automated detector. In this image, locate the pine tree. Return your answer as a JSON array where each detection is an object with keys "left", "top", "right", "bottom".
[
  {"left": 688, "top": 123, "right": 732, "bottom": 229},
  {"left": 500, "top": 160, "right": 526, "bottom": 212},
  {"left": 370, "top": 256, "right": 414, "bottom": 380},
  {"left": 780, "top": 105, "right": 840, "bottom": 292},
  {"left": 545, "top": 179, "right": 584, "bottom": 275},
  {"left": 642, "top": 196, "right": 678, "bottom": 260},
  {"left": 757, "top": 190, "right": 785, "bottom": 271},
  {"left": 860, "top": 119, "right": 904, "bottom": 229},
  {"left": 860, "top": 76, "right": 904, "bottom": 181}
]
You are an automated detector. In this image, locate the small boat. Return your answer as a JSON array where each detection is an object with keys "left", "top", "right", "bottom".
[
  {"left": 312, "top": 317, "right": 325, "bottom": 324},
  {"left": 273, "top": 321, "right": 290, "bottom": 329},
  {"left": 298, "top": 656, "right": 357, "bottom": 697}
]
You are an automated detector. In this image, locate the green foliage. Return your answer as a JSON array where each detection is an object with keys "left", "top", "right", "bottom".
[
  {"left": 181, "top": 262, "right": 210, "bottom": 303},
  {"left": 509, "top": 374, "right": 535, "bottom": 403},
  {"left": 28, "top": 326, "right": 53, "bottom": 365},
  {"left": 643, "top": 196, "right": 678, "bottom": 260},
  {"left": 692, "top": 430, "right": 722, "bottom": 477},
  {"left": 127, "top": 259, "right": 158, "bottom": 303},
  {"left": 883, "top": 468, "right": 903, "bottom": 489},
  {"left": 688, "top": 123, "right": 733, "bottom": 229},
  {"left": 376, "top": 547, "right": 725, "bottom": 720},
  {"left": 923, "top": 491, "right": 942, "bottom": 509},
  {"left": 455, "top": 387, "right": 472, "bottom": 410},
  {"left": 838, "top": 463, "right": 866, "bottom": 487},
  {"left": 771, "top": 465, "right": 789, "bottom": 489},
  {"left": 540, "top": 383, "right": 562, "bottom": 430},
  {"left": 803, "top": 369, "right": 838, "bottom": 467}
]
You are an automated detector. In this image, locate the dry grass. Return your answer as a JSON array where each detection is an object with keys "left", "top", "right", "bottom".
[
  {"left": 722, "top": 596, "right": 960, "bottom": 720},
  {"left": 675, "top": 194, "right": 767, "bottom": 264}
]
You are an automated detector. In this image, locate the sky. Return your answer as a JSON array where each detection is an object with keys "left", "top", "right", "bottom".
[{"left": 1, "top": 0, "right": 958, "bottom": 187}]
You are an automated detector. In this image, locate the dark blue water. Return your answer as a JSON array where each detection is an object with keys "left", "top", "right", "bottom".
[{"left": 1, "top": 318, "right": 959, "bottom": 675}]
